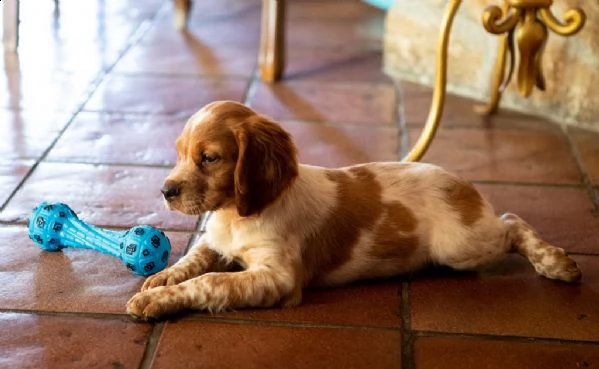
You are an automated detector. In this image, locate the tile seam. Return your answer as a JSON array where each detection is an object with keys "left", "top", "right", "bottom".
[
  {"left": 138, "top": 323, "right": 165, "bottom": 369},
  {"left": 414, "top": 330, "right": 599, "bottom": 347},
  {"left": 400, "top": 283, "right": 414, "bottom": 369},
  {"left": 562, "top": 126, "right": 599, "bottom": 213}
]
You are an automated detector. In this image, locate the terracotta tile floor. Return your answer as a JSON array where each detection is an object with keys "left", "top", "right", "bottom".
[{"left": 1, "top": 0, "right": 598, "bottom": 368}]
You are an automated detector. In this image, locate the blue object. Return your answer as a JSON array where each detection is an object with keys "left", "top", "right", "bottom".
[
  {"left": 28, "top": 202, "right": 171, "bottom": 277},
  {"left": 363, "top": 0, "right": 393, "bottom": 11}
]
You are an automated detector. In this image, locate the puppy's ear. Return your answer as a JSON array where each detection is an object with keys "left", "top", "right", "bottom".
[{"left": 233, "top": 115, "right": 298, "bottom": 217}]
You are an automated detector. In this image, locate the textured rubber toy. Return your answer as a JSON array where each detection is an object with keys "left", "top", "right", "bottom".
[{"left": 28, "top": 202, "right": 171, "bottom": 276}]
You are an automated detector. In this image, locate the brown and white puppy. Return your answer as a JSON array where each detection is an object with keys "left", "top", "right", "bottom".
[{"left": 126, "top": 101, "right": 582, "bottom": 320}]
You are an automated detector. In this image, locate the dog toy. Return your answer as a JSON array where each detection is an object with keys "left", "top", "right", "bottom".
[{"left": 28, "top": 202, "right": 171, "bottom": 276}]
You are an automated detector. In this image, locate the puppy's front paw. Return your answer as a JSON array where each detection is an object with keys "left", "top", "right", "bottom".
[
  {"left": 142, "top": 267, "right": 189, "bottom": 291},
  {"left": 126, "top": 286, "right": 187, "bottom": 321}
]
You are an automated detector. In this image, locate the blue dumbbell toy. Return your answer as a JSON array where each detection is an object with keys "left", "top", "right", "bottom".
[{"left": 28, "top": 202, "right": 171, "bottom": 276}]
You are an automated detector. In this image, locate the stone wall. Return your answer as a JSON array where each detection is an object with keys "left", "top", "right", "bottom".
[{"left": 383, "top": 0, "right": 599, "bottom": 132}]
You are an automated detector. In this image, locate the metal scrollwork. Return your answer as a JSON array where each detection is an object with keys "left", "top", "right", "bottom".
[{"left": 480, "top": 0, "right": 586, "bottom": 110}]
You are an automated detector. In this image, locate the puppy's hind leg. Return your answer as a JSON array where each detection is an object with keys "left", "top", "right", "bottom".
[{"left": 501, "top": 213, "right": 582, "bottom": 282}]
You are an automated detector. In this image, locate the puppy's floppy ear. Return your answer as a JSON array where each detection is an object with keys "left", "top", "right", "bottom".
[{"left": 233, "top": 115, "right": 298, "bottom": 217}]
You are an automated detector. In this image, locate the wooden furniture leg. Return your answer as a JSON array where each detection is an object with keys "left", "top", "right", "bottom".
[
  {"left": 3, "top": 0, "right": 19, "bottom": 51},
  {"left": 173, "top": 0, "right": 192, "bottom": 30},
  {"left": 259, "top": 0, "right": 286, "bottom": 83}
]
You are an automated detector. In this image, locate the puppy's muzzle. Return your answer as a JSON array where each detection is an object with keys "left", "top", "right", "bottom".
[{"left": 161, "top": 182, "right": 181, "bottom": 202}]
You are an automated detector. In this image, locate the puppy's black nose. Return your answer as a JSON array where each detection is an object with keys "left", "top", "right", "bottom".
[{"left": 161, "top": 183, "right": 180, "bottom": 201}]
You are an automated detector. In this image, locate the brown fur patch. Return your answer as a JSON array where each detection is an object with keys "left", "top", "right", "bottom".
[
  {"left": 443, "top": 177, "right": 485, "bottom": 226},
  {"left": 302, "top": 166, "right": 383, "bottom": 285},
  {"left": 370, "top": 201, "right": 419, "bottom": 260}
]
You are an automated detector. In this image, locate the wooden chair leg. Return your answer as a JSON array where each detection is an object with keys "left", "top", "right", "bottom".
[
  {"left": 3, "top": 0, "right": 19, "bottom": 51},
  {"left": 173, "top": 0, "right": 192, "bottom": 30},
  {"left": 259, "top": 0, "right": 286, "bottom": 83}
]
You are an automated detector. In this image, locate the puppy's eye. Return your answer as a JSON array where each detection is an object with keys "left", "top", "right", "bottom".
[{"left": 201, "top": 153, "right": 219, "bottom": 164}]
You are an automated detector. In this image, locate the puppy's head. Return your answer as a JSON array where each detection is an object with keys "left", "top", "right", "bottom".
[{"left": 162, "top": 101, "right": 298, "bottom": 217}]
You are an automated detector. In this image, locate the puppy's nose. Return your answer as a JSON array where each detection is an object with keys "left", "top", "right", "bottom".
[{"left": 161, "top": 183, "right": 181, "bottom": 201}]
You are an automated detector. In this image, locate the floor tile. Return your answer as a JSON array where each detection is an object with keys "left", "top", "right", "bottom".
[
  {"left": 286, "top": 13, "right": 384, "bottom": 50},
  {"left": 47, "top": 112, "right": 185, "bottom": 166},
  {"left": 0, "top": 312, "right": 151, "bottom": 369},
  {"left": 410, "top": 255, "right": 599, "bottom": 341},
  {"left": 0, "top": 225, "right": 191, "bottom": 313},
  {"left": 8, "top": 0, "right": 145, "bottom": 74},
  {"left": 99, "top": 0, "right": 165, "bottom": 15},
  {"left": 0, "top": 110, "right": 71, "bottom": 160},
  {"left": 152, "top": 321, "right": 401, "bottom": 369},
  {"left": 140, "top": 12, "right": 261, "bottom": 49},
  {"left": 281, "top": 120, "right": 399, "bottom": 167},
  {"left": 115, "top": 40, "right": 257, "bottom": 78},
  {"left": 285, "top": 48, "right": 388, "bottom": 83},
  {"left": 18, "top": 41, "right": 123, "bottom": 75},
  {"left": 18, "top": 0, "right": 162, "bottom": 33},
  {"left": 0, "top": 70, "right": 96, "bottom": 112},
  {"left": 288, "top": 0, "right": 384, "bottom": 21},
  {"left": 180, "top": 0, "right": 260, "bottom": 19},
  {"left": 569, "top": 127, "right": 599, "bottom": 185},
  {"left": 476, "top": 183, "right": 598, "bottom": 254},
  {"left": 0, "top": 160, "right": 34, "bottom": 208},
  {"left": 414, "top": 336, "right": 599, "bottom": 369},
  {"left": 0, "top": 162, "right": 197, "bottom": 231},
  {"left": 206, "top": 280, "right": 401, "bottom": 328},
  {"left": 83, "top": 74, "right": 248, "bottom": 115},
  {"left": 399, "top": 81, "right": 557, "bottom": 129},
  {"left": 413, "top": 127, "right": 582, "bottom": 184},
  {"left": 248, "top": 80, "right": 397, "bottom": 125}
]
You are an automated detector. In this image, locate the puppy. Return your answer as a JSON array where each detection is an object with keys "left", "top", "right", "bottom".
[{"left": 127, "top": 101, "right": 582, "bottom": 320}]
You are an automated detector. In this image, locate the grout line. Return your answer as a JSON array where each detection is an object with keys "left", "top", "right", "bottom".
[
  {"left": 0, "top": 219, "right": 196, "bottom": 234},
  {"left": 468, "top": 179, "right": 585, "bottom": 189},
  {"left": 74, "top": 109, "right": 396, "bottom": 128},
  {"left": 0, "top": 306, "right": 394, "bottom": 334},
  {"left": 3, "top": 309, "right": 598, "bottom": 348},
  {"left": 393, "top": 81, "right": 410, "bottom": 160},
  {"left": 562, "top": 126, "right": 599, "bottom": 215},
  {"left": 181, "top": 314, "right": 402, "bottom": 332},
  {"left": 242, "top": 68, "right": 261, "bottom": 105},
  {"left": 0, "top": 308, "right": 132, "bottom": 320},
  {"left": 245, "top": 78, "right": 392, "bottom": 89},
  {"left": 569, "top": 251, "right": 599, "bottom": 257},
  {"left": 77, "top": 109, "right": 196, "bottom": 118},
  {"left": 41, "top": 159, "right": 175, "bottom": 169},
  {"left": 109, "top": 70, "right": 253, "bottom": 81},
  {"left": 400, "top": 283, "right": 414, "bottom": 369},
  {"left": 0, "top": 5, "right": 168, "bottom": 213},
  {"left": 138, "top": 322, "right": 165, "bottom": 369},
  {"left": 414, "top": 330, "right": 599, "bottom": 347},
  {"left": 404, "top": 121, "right": 568, "bottom": 132},
  {"left": 185, "top": 222, "right": 205, "bottom": 255},
  {"left": 278, "top": 118, "right": 394, "bottom": 129}
]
